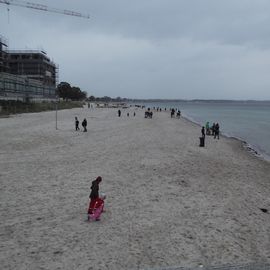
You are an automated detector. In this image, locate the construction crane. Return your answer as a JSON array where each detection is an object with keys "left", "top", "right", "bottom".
[{"left": 0, "top": 0, "right": 90, "bottom": 19}]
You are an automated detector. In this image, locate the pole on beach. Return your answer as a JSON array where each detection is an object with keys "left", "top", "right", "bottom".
[
  {"left": 55, "top": 102, "right": 58, "bottom": 130},
  {"left": 55, "top": 96, "right": 59, "bottom": 130}
]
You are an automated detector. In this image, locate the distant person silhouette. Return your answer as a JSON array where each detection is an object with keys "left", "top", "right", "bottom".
[
  {"left": 82, "top": 118, "right": 87, "bottom": 132},
  {"left": 214, "top": 123, "right": 220, "bottom": 139},
  {"left": 201, "top": 126, "right": 205, "bottom": 138},
  {"left": 171, "top": 108, "right": 175, "bottom": 118},
  {"left": 75, "top": 117, "right": 80, "bottom": 131},
  {"left": 206, "top": 122, "right": 210, "bottom": 135},
  {"left": 211, "top": 123, "right": 215, "bottom": 136}
]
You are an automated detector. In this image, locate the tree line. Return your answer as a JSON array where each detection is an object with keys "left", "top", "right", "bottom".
[
  {"left": 56, "top": 82, "right": 87, "bottom": 101},
  {"left": 56, "top": 82, "right": 127, "bottom": 102},
  {"left": 87, "top": 96, "right": 128, "bottom": 102}
]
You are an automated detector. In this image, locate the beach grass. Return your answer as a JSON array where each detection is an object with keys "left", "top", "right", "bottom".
[{"left": 0, "top": 100, "right": 84, "bottom": 115}]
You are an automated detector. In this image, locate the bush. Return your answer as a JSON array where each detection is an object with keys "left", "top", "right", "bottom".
[{"left": 0, "top": 100, "right": 84, "bottom": 116}]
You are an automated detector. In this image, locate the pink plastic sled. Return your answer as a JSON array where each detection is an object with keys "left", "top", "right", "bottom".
[{"left": 88, "top": 198, "right": 104, "bottom": 221}]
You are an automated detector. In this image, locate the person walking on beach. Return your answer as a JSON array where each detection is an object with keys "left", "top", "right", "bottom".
[
  {"left": 211, "top": 123, "right": 216, "bottom": 136},
  {"left": 171, "top": 108, "right": 175, "bottom": 118},
  {"left": 82, "top": 118, "right": 87, "bottom": 132},
  {"left": 206, "top": 122, "right": 210, "bottom": 135},
  {"left": 214, "top": 123, "right": 220, "bottom": 139},
  {"left": 118, "top": 110, "right": 121, "bottom": 117},
  {"left": 88, "top": 176, "right": 102, "bottom": 215},
  {"left": 75, "top": 117, "right": 80, "bottom": 131},
  {"left": 201, "top": 126, "right": 205, "bottom": 138}
]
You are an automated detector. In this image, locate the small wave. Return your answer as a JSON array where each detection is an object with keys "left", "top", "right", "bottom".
[
  {"left": 181, "top": 115, "right": 270, "bottom": 162},
  {"left": 222, "top": 133, "right": 270, "bottom": 162}
]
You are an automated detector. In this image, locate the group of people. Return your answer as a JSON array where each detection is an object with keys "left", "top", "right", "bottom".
[
  {"left": 118, "top": 109, "right": 136, "bottom": 117},
  {"left": 153, "top": 107, "right": 162, "bottom": 112},
  {"left": 200, "top": 122, "right": 220, "bottom": 147},
  {"left": 145, "top": 108, "right": 153, "bottom": 118},
  {"left": 170, "top": 108, "right": 181, "bottom": 118},
  {"left": 117, "top": 106, "right": 182, "bottom": 119},
  {"left": 203, "top": 122, "right": 220, "bottom": 139},
  {"left": 75, "top": 117, "right": 87, "bottom": 132}
]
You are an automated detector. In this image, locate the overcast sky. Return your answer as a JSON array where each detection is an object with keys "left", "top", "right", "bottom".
[{"left": 1, "top": 0, "right": 270, "bottom": 99}]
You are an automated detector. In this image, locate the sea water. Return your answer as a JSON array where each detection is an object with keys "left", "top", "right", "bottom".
[{"left": 131, "top": 101, "right": 270, "bottom": 161}]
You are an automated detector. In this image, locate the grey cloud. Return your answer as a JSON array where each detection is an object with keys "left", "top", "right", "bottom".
[{"left": 1, "top": 0, "right": 270, "bottom": 99}]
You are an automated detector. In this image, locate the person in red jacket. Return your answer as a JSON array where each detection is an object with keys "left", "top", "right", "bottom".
[{"left": 88, "top": 176, "right": 102, "bottom": 215}]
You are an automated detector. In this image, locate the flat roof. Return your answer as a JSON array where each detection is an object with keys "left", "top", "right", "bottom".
[{"left": 8, "top": 50, "right": 47, "bottom": 55}]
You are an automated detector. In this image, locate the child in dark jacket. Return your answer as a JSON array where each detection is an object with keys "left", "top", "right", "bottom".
[
  {"left": 75, "top": 117, "right": 80, "bottom": 131},
  {"left": 88, "top": 176, "right": 102, "bottom": 214},
  {"left": 82, "top": 118, "right": 87, "bottom": 132}
]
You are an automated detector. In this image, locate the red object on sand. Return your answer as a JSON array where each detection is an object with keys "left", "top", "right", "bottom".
[{"left": 88, "top": 198, "right": 104, "bottom": 221}]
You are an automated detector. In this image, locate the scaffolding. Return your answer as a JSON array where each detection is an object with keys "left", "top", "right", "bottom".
[
  {"left": 0, "top": 35, "right": 9, "bottom": 73},
  {"left": 8, "top": 49, "right": 57, "bottom": 86},
  {"left": 0, "top": 72, "right": 56, "bottom": 101},
  {"left": 0, "top": 36, "right": 58, "bottom": 100}
]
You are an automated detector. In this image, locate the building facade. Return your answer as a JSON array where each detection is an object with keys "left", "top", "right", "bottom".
[
  {"left": 0, "top": 36, "right": 57, "bottom": 101},
  {"left": 0, "top": 36, "right": 9, "bottom": 73},
  {"left": 0, "top": 73, "right": 56, "bottom": 101},
  {"left": 8, "top": 50, "right": 57, "bottom": 87}
]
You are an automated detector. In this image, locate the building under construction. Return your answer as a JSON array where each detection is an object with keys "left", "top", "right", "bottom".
[
  {"left": 0, "top": 36, "right": 9, "bottom": 73},
  {"left": 0, "top": 36, "right": 57, "bottom": 101}
]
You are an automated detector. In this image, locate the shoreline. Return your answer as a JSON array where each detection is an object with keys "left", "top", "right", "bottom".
[
  {"left": 3, "top": 101, "right": 270, "bottom": 162},
  {"left": 129, "top": 101, "right": 270, "bottom": 163},
  {"left": 180, "top": 113, "right": 270, "bottom": 163}
]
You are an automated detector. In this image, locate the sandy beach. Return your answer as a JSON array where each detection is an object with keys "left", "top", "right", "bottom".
[{"left": 0, "top": 106, "right": 270, "bottom": 270}]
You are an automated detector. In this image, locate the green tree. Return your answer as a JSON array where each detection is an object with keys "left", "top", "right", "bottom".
[
  {"left": 88, "top": 95, "right": 95, "bottom": 101},
  {"left": 56, "top": 82, "right": 71, "bottom": 100},
  {"left": 56, "top": 82, "right": 87, "bottom": 100},
  {"left": 100, "top": 96, "right": 111, "bottom": 102}
]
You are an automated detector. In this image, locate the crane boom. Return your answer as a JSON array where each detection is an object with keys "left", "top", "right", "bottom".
[{"left": 0, "top": 0, "right": 90, "bottom": 19}]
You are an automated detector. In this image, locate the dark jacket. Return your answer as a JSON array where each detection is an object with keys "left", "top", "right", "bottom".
[
  {"left": 82, "top": 119, "right": 87, "bottom": 127},
  {"left": 89, "top": 180, "right": 99, "bottom": 199},
  {"left": 201, "top": 127, "right": 205, "bottom": 137}
]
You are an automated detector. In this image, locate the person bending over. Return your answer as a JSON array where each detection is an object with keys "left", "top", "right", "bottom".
[{"left": 88, "top": 176, "right": 102, "bottom": 214}]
